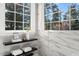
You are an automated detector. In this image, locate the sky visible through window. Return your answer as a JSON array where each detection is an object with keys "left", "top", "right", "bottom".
[
  {"left": 56, "top": 3, "right": 79, "bottom": 20},
  {"left": 45, "top": 3, "right": 69, "bottom": 21},
  {"left": 57, "top": 3, "right": 68, "bottom": 20}
]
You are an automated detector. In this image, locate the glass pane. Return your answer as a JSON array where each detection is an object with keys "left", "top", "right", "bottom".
[
  {"left": 70, "top": 4, "right": 77, "bottom": 19},
  {"left": 24, "top": 7, "right": 30, "bottom": 14},
  {"left": 5, "top": 12, "right": 14, "bottom": 21},
  {"left": 44, "top": 7, "right": 53, "bottom": 15},
  {"left": 52, "top": 22, "right": 60, "bottom": 30},
  {"left": 5, "top": 22, "right": 14, "bottom": 30},
  {"left": 16, "top": 14, "right": 23, "bottom": 21},
  {"left": 71, "top": 20, "right": 79, "bottom": 30},
  {"left": 24, "top": 3, "right": 31, "bottom": 7},
  {"left": 60, "top": 21, "right": 69, "bottom": 30},
  {"left": 24, "top": 23, "right": 30, "bottom": 30},
  {"left": 46, "top": 7, "right": 52, "bottom": 14},
  {"left": 5, "top": 3, "right": 14, "bottom": 11},
  {"left": 71, "top": 9, "right": 77, "bottom": 20},
  {"left": 45, "top": 15, "right": 52, "bottom": 22},
  {"left": 16, "top": 5, "right": 23, "bottom": 13},
  {"left": 63, "top": 13, "right": 69, "bottom": 20},
  {"left": 44, "top": 3, "right": 50, "bottom": 8},
  {"left": 16, "top": 22, "right": 23, "bottom": 30},
  {"left": 24, "top": 15, "right": 30, "bottom": 22},
  {"left": 45, "top": 23, "right": 50, "bottom": 30},
  {"left": 53, "top": 13, "right": 60, "bottom": 21}
]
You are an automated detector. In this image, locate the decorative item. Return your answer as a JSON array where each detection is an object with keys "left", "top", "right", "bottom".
[
  {"left": 22, "top": 33, "right": 27, "bottom": 41},
  {"left": 27, "top": 32, "right": 30, "bottom": 40},
  {"left": 26, "top": 27, "right": 31, "bottom": 40},
  {"left": 13, "top": 32, "right": 19, "bottom": 39},
  {"left": 12, "top": 32, "right": 22, "bottom": 42}
]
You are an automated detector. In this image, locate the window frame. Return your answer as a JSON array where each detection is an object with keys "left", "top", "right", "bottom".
[
  {"left": 44, "top": 3, "right": 79, "bottom": 31},
  {"left": 5, "top": 3, "right": 31, "bottom": 31}
]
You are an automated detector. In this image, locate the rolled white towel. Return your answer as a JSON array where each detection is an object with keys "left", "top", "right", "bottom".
[
  {"left": 11, "top": 49, "right": 23, "bottom": 56},
  {"left": 22, "top": 47, "right": 32, "bottom": 52}
]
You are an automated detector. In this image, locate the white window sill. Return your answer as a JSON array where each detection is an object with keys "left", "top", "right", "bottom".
[
  {"left": 4, "top": 30, "right": 32, "bottom": 33},
  {"left": 44, "top": 30, "right": 79, "bottom": 33}
]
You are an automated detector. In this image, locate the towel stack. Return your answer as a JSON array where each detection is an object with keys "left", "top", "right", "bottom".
[
  {"left": 22, "top": 47, "right": 32, "bottom": 52},
  {"left": 11, "top": 49, "right": 23, "bottom": 56},
  {"left": 10, "top": 47, "right": 32, "bottom": 56}
]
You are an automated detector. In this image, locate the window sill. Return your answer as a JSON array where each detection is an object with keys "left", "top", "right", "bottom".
[
  {"left": 44, "top": 30, "right": 79, "bottom": 33},
  {"left": 4, "top": 30, "right": 32, "bottom": 33}
]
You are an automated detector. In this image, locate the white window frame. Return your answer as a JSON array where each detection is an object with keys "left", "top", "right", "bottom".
[
  {"left": 4, "top": 3, "right": 36, "bottom": 32},
  {"left": 44, "top": 3, "right": 79, "bottom": 31},
  {"left": 5, "top": 3, "right": 31, "bottom": 31}
]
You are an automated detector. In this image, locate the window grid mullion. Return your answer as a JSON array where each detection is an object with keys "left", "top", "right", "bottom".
[
  {"left": 23, "top": 3, "right": 24, "bottom": 30},
  {"left": 69, "top": 4, "right": 71, "bottom": 30},
  {"left": 59, "top": 12, "right": 61, "bottom": 30},
  {"left": 50, "top": 4, "right": 52, "bottom": 30},
  {"left": 14, "top": 4, "right": 16, "bottom": 30}
]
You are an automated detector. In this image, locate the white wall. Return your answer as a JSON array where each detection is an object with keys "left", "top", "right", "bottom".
[
  {"left": 38, "top": 3, "right": 79, "bottom": 56},
  {"left": 0, "top": 3, "right": 38, "bottom": 56}
]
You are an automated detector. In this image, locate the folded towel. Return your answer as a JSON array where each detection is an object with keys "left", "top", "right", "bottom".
[
  {"left": 22, "top": 47, "right": 32, "bottom": 52},
  {"left": 11, "top": 49, "right": 23, "bottom": 56}
]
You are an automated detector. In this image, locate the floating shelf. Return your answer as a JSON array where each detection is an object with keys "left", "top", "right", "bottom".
[
  {"left": 3, "top": 39, "right": 38, "bottom": 46},
  {"left": 5, "top": 47, "right": 37, "bottom": 56}
]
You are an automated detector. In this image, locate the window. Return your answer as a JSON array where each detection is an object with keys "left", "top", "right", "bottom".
[
  {"left": 5, "top": 3, "right": 31, "bottom": 30},
  {"left": 44, "top": 3, "right": 79, "bottom": 30}
]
